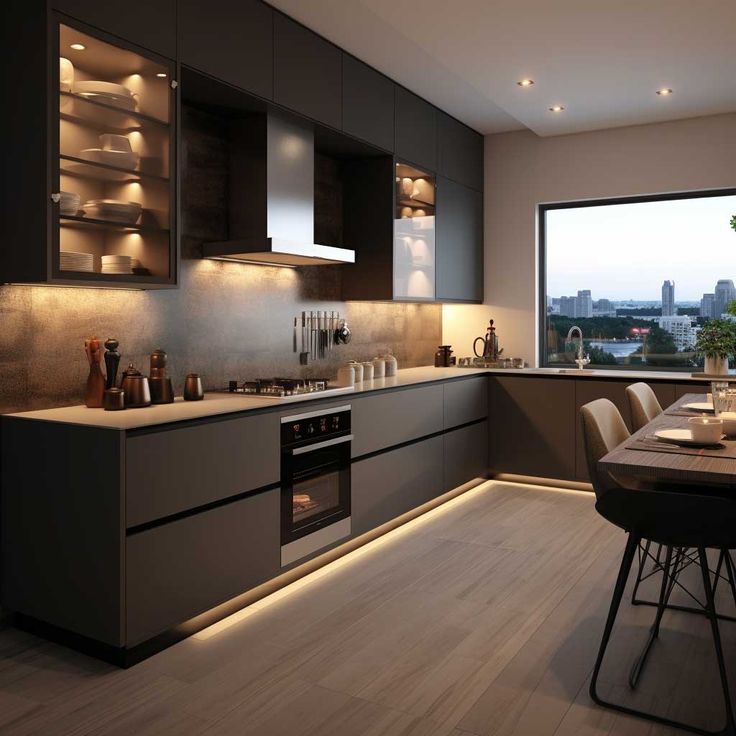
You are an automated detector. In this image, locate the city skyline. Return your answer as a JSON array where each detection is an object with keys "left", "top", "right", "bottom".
[{"left": 546, "top": 194, "right": 736, "bottom": 300}]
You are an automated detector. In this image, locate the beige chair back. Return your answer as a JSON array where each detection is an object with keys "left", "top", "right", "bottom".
[
  {"left": 580, "top": 399, "right": 631, "bottom": 498},
  {"left": 626, "top": 382, "right": 663, "bottom": 432}
]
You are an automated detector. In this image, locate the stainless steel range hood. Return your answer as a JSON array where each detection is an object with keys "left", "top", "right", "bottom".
[{"left": 203, "top": 112, "right": 355, "bottom": 267}]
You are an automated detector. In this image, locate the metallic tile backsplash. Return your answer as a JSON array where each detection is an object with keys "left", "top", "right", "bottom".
[{"left": 0, "top": 107, "right": 440, "bottom": 414}]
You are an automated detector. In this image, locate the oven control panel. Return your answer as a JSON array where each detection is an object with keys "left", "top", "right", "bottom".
[{"left": 281, "top": 409, "right": 351, "bottom": 446}]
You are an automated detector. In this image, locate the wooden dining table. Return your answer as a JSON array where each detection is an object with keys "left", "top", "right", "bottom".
[{"left": 600, "top": 393, "right": 736, "bottom": 489}]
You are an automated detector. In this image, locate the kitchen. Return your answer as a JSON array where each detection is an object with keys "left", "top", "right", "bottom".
[{"left": 1, "top": 1, "right": 736, "bottom": 734}]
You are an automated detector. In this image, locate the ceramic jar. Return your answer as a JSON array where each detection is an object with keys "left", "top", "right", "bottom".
[
  {"left": 362, "top": 362, "right": 375, "bottom": 381},
  {"left": 349, "top": 361, "right": 364, "bottom": 383},
  {"left": 372, "top": 357, "right": 386, "bottom": 378},
  {"left": 383, "top": 353, "right": 398, "bottom": 376},
  {"left": 337, "top": 365, "right": 355, "bottom": 386}
]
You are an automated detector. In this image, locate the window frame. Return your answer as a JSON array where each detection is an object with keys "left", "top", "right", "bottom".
[{"left": 538, "top": 188, "right": 736, "bottom": 371}]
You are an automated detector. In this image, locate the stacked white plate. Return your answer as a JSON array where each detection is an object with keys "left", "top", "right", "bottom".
[
  {"left": 101, "top": 254, "right": 133, "bottom": 275},
  {"left": 79, "top": 148, "right": 140, "bottom": 171},
  {"left": 60, "top": 251, "right": 94, "bottom": 272},
  {"left": 83, "top": 199, "right": 142, "bottom": 224},
  {"left": 74, "top": 81, "right": 138, "bottom": 112}
]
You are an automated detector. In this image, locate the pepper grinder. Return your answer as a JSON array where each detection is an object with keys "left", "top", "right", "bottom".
[
  {"left": 103, "top": 338, "right": 121, "bottom": 390},
  {"left": 149, "top": 348, "right": 174, "bottom": 404},
  {"left": 84, "top": 337, "right": 105, "bottom": 408}
]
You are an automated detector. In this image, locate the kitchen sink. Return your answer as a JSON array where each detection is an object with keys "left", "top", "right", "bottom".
[{"left": 553, "top": 368, "right": 597, "bottom": 375}]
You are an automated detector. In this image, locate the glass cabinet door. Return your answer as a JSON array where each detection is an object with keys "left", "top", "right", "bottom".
[
  {"left": 55, "top": 19, "right": 175, "bottom": 286},
  {"left": 393, "top": 162, "right": 435, "bottom": 300}
]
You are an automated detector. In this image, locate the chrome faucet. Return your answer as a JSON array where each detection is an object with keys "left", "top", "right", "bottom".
[{"left": 566, "top": 325, "right": 590, "bottom": 370}]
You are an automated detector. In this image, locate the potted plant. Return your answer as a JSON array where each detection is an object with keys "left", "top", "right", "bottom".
[{"left": 696, "top": 318, "right": 736, "bottom": 375}]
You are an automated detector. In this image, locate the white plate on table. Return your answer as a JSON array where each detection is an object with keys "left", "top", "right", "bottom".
[
  {"left": 654, "top": 428, "right": 724, "bottom": 447},
  {"left": 682, "top": 401, "right": 714, "bottom": 413}
]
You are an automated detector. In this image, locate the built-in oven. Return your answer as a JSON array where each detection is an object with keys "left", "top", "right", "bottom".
[{"left": 280, "top": 405, "right": 352, "bottom": 566}]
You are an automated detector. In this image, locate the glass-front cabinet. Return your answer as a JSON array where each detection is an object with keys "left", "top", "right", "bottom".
[
  {"left": 393, "top": 162, "right": 436, "bottom": 300},
  {"left": 54, "top": 19, "right": 176, "bottom": 287}
]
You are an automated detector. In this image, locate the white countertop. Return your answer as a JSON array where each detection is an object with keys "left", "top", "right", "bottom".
[{"left": 2, "top": 364, "right": 722, "bottom": 431}]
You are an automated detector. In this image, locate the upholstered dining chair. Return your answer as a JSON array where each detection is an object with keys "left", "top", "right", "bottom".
[
  {"left": 626, "top": 382, "right": 663, "bottom": 432},
  {"left": 580, "top": 398, "right": 736, "bottom": 735}
]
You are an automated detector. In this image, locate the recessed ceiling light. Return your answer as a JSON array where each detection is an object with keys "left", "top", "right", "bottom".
[
  {"left": 656, "top": 88, "right": 673, "bottom": 96},
  {"left": 70, "top": 42, "right": 86, "bottom": 51},
  {"left": 156, "top": 72, "right": 167, "bottom": 78},
  {"left": 548, "top": 104, "right": 565, "bottom": 113},
  {"left": 517, "top": 79, "right": 535, "bottom": 87}
]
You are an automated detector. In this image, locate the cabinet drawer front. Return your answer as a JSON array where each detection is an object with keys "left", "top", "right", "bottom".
[
  {"left": 352, "top": 436, "right": 444, "bottom": 536},
  {"left": 126, "top": 413, "right": 280, "bottom": 527},
  {"left": 444, "top": 422, "right": 488, "bottom": 491},
  {"left": 443, "top": 377, "right": 488, "bottom": 429},
  {"left": 351, "top": 384, "right": 444, "bottom": 457},
  {"left": 126, "top": 489, "right": 280, "bottom": 645}
]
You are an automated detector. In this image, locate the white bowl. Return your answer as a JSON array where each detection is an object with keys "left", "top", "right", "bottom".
[
  {"left": 99, "top": 134, "right": 132, "bottom": 153},
  {"left": 59, "top": 57, "right": 74, "bottom": 92},
  {"left": 76, "top": 91, "right": 138, "bottom": 111},
  {"left": 83, "top": 199, "right": 141, "bottom": 224},
  {"left": 719, "top": 411, "right": 736, "bottom": 437},
  {"left": 59, "top": 191, "right": 81, "bottom": 216}
]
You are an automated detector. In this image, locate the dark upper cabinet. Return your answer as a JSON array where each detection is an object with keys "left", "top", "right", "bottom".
[
  {"left": 178, "top": 0, "right": 273, "bottom": 100},
  {"left": 438, "top": 112, "right": 483, "bottom": 191},
  {"left": 342, "top": 55, "right": 394, "bottom": 152},
  {"left": 436, "top": 177, "right": 483, "bottom": 302},
  {"left": 50, "top": 0, "right": 176, "bottom": 58},
  {"left": 395, "top": 87, "right": 437, "bottom": 171},
  {"left": 273, "top": 14, "right": 342, "bottom": 129}
]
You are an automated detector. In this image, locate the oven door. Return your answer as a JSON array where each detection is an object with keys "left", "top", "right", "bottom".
[{"left": 281, "top": 434, "right": 352, "bottom": 547}]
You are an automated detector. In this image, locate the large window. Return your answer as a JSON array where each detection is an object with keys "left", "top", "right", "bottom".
[{"left": 540, "top": 190, "right": 736, "bottom": 370}]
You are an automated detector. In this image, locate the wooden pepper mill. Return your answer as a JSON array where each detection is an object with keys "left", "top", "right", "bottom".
[
  {"left": 104, "top": 338, "right": 121, "bottom": 390},
  {"left": 84, "top": 337, "right": 105, "bottom": 408}
]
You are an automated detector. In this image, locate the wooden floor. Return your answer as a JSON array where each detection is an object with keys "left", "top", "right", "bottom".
[{"left": 0, "top": 480, "right": 734, "bottom": 736}]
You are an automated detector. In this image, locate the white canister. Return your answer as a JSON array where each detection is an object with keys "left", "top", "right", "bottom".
[
  {"left": 60, "top": 57, "right": 74, "bottom": 92},
  {"left": 349, "top": 361, "right": 364, "bottom": 383},
  {"left": 336, "top": 365, "right": 355, "bottom": 387},
  {"left": 362, "top": 362, "right": 374, "bottom": 381},
  {"left": 372, "top": 357, "right": 386, "bottom": 378},
  {"left": 383, "top": 353, "right": 398, "bottom": 376}
]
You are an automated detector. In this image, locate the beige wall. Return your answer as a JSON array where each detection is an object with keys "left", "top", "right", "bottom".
[{"left": 442, "top": 113, "right": 736, "bottom": 364}]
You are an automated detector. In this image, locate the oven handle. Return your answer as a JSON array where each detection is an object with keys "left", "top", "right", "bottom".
[{"left": 290, "top": 434, "right": 353, "bottom": 455}]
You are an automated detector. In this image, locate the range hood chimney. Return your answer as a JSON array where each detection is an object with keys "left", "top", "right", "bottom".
[{"left": 203, "top": 112, "right": 355, "bottom": 267}]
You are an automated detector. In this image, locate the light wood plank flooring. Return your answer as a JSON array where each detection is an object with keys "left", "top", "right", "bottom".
[{"left": 0, "top": 480, "right": 733, "bottom": 735}]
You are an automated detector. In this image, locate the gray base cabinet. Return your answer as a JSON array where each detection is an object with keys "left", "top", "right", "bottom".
[
  {"left": 488, "top": 376, "right": 576, "bottom": 481},
  {"left": 443, "top": 376, "right": 488, "bottom": 428},
  {"left": 352, "top": 436, "right": 444, "bottom": 536},
  {"left": 126, "top": 489, "right": 280, "bottom": 645},
  {"left": 444, "top": 422, "right": 488, "bottom": 491}
]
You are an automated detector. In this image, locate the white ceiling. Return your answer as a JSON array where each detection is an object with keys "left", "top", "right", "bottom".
[{"left": 269, "top": 0, "right": 736, "bottom": 136}]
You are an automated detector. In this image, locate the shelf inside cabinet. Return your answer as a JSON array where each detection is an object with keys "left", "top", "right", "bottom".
[
  {"left": 60, "top": 92, "right": 169, "bottom": 133},
  {"left": 60, "top": 214, "right": 168, "bottom": 233},
  {"left": 60, "top": 155, "right": 168, "bottom": 183}
]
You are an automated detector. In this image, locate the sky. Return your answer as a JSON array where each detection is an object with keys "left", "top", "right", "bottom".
[{"left": 546, "top": 194, "right": 736, "bottom": 301}]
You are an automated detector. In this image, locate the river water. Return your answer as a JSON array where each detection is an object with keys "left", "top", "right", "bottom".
[{"left": 589, "top": 340, "right": 643, "bottom": 358}]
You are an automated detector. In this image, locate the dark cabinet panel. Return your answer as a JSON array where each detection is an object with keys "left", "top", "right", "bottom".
[
  {"left": 351, "top": 384, "right": 444, "bottom": 457},
  {"left": 126, "top": 413, "right": 280, "bottom": 527},
  {"left": 436, "top": 177, "right": 483, "bottom": 302},
  {"left": 126, "top": 489, "right": 280, "bottom": 645},
  {"left": 273, "top": 14, "right": 341, "bottom": 128},
  {"left": 675, "top": 382, "right": 708, "bottom": 399},
  {"left": 52, "top": 0, "right": 176, "bottom": 57},
  {"left": 395, "top": 87, "right": 437, "bottom": 170},
  {"left": 342, "top": 55, "right": 394, "bottom": 151},
  {"left": 444, "top": 422, "right": 488, "bottom": 491},
  {"left": 443, "top": 377, "right": 488, "bottom": 429},
  {"left": 352, "top": 436, "right": 444, "bottom": 536},
  {"left": 178, "top": 0, "right": 273, "bottom": 99},
  {"left": 488, "top": 376, "right": 576, "bottom": 481},
  {"left": 438, "top": 112, "right": 483, "bottom": 191}
]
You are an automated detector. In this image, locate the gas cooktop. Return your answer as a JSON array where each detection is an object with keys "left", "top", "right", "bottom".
[{"left": 216, "top": 378, "right": 354, "bottom": 400}]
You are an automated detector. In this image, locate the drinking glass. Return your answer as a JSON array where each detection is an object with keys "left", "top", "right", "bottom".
[{"left": 711, "top": 381, "right": 736, "bottom": 415}]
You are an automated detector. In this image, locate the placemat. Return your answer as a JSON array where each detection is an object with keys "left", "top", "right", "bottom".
[
  {"left": 664, "top": 408, "right": 714, "bottom": 417},
  {"left": 625, "top": 434, "right": 736, "bottom": 459}
]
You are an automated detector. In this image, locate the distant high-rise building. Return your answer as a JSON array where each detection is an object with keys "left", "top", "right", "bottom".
[
  {"left": 715, "top": 279, "right": 736, "bottom": 317},
  {"left": 596, "top": 299, "right": 613, "bottom": 312},
  {"left": 700, "top": 293, "right": 716, "bottom": 319},
  {"left": 576, "top": 290, "right": 593, "bottom": 318},
  {"left": 559, "top": 296, "right": 576, "bottom": 317},
  {"left": 658, "top": 316, "right": 698, "bottom": 352},
  {"left": 661, "top": 280, "right": 675, "bottom": 316}
]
